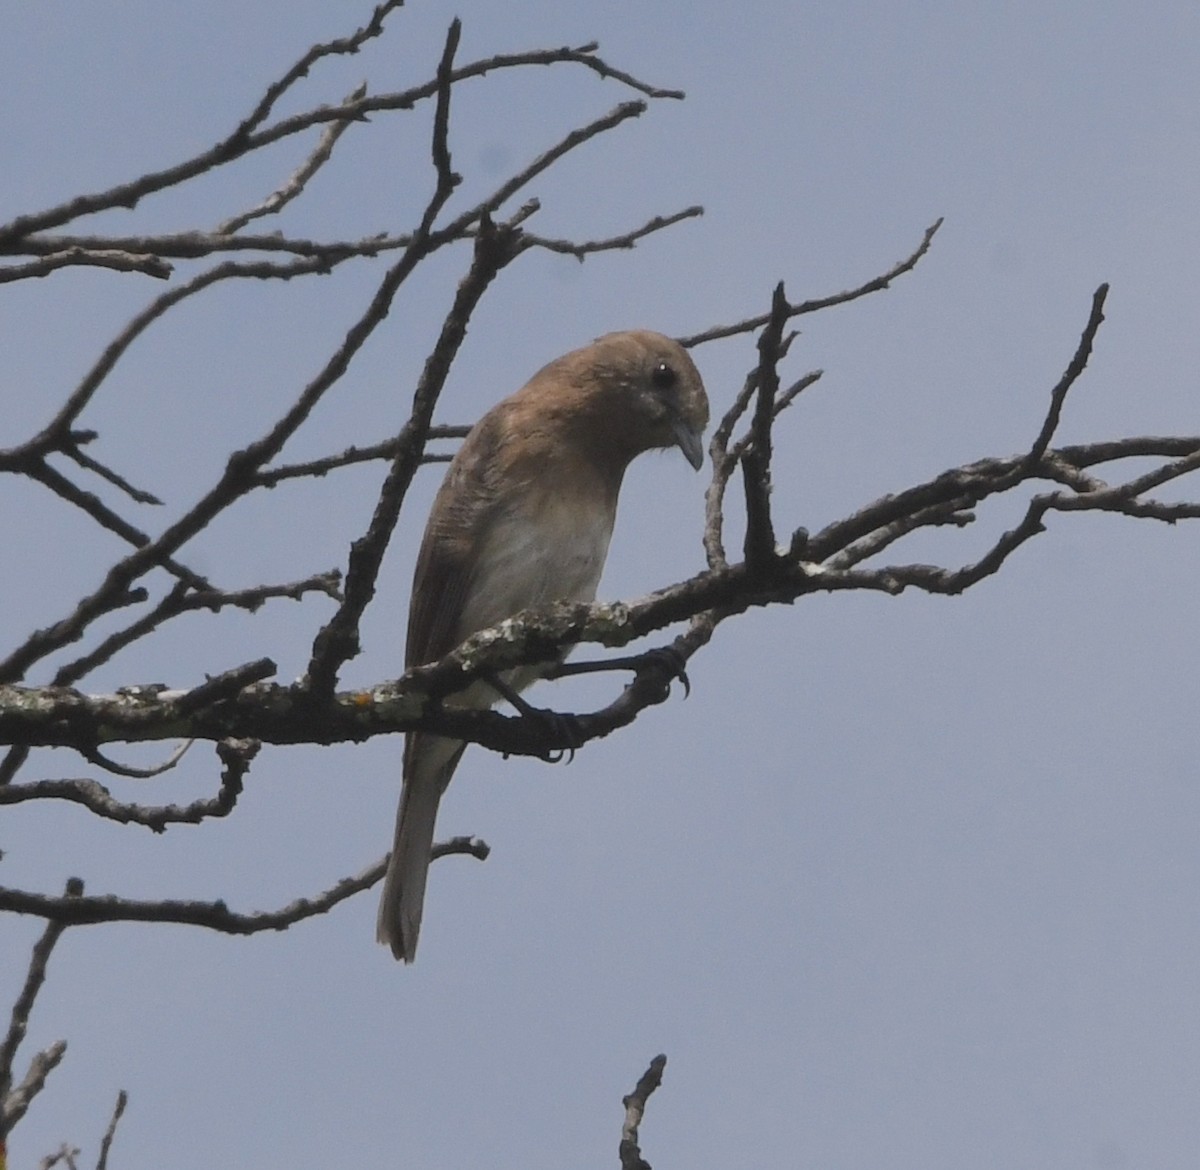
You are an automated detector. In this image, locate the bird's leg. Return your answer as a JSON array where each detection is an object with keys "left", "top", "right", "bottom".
[
  {"left": 483, "top": 672, "right": 584, "bottom": 764},
  {"left": 546, "top": 646, "right": 691, "bottom": 699}
]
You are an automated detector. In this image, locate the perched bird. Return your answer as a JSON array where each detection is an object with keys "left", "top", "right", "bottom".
[{"left": 377, "top": 330, "right": 709, "bottom": 961}]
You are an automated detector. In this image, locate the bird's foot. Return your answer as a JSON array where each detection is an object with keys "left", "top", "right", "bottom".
[
  {"left": 549, "top": 646, "right": 692, "bottom": 699},
  {"left": 637, "top": 646, "right": 691, "bottom": 699},
  {"left": 509, "top": 701, "right": 583, "bottom": 764},
  {"left": 485, "top": 672, "right": 583, "bottom": 763},
  {"left": 528, "top": 707, "right": 584, "bottom": 764}
]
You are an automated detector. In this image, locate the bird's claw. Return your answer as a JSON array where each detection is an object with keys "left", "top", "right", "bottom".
[
  {"left": 641, "top": 646, "right": 691, "bottom": 699},
  {"left": 528, "top": 708, "right": 584, "bottom": 764},
  {"left": 484, "top": 670, "right": 583, "bottom": 761}
]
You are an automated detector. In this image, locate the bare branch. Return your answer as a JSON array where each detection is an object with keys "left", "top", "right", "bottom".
[
  {"left": 0, "top": 747, "right": 28, "bottom": 787},
  {"left": 427, "top": 21, "right": 464, "bottom": 211},
  {"left": 39, "top": 1141, "right": 80, "bottom": 1170},
  {"left": 23, "top": 255, "right": 334, "bottom": 447},
  {"left": 1024, "top": 283, "right": 1110, "bottom": 468},
  {"left": 10, "top": 201, "right": 702, "bottom": 271},
  {"left": 175, "top": 659, "right": 278, "bottom": 716},
  {"left": 0, "top": 0, "right": 404, "bottom": 246},
  {"left": 1056, "top": 436, "right": 1200, "bottom": 466},
  {"left": 741, "top": 284, "right": 789, "bottom": 572},
  {"left": 51, "top": 573, "right": 340, "bottom": 688},
  {"left": 0, "top": 37, "right": 680, "bottom": 249},
  {"left": 439, "top": 100, "right": 650, "bottom": 238},
  {"left": 3, "top": 1040, "right": 66, "bottom": 1135},
  {"left": 826, "top": 501, "right": 976, "bottom": 570},
  {"left": 702, "top": 333, "right": 820, "bottom": 574},
  {"left": 304, "top": 212, "right": 527, "bottom": 695},
  {"left": 0, "top": 237, "right": 440, "bottom": 682},
  {"left": 0, "top": 740, "right": 251, "bottom": 832},
  {"left": 217, "top": 82, "right": 369, "bottom": 235},
  {"left": 254, "top": 427, "right": 471, "bottom": 488},
  {"left": 0, "top": 249, "right": 171, "bottom": 283},
  {"left": 677, "top": 217, "right": 944, "bottom": 347},
  {"left": 79, "top": 738, "right": 192, "bottom": 781},
  {"left": 703, "top": 368, "right": 757, "bottom": 571},
  {"left": 0, "top": 576, "right": 329, "bottom": 790},
  {"left": 18, "top": 460, "right": 203, "bottom": 588},
  {"left": 620, "top": 1054, "right": 667, "bottom": 1170},
  {"left": 64, "top": 443, "right": 163, "bottom": 506},
  {"left": 0, "top": 841, "right": 488, "bottom": 932},
  {"left": 8, "top": 376, "right": 1200, "bottom": 763},
  {"left": 94, "top": 1091, "right": 127, "bottom": 1170},
  {"left": 13, "top": 230, "right": 410, "bottom": 262},
  {"left": 523, "top": 205, "right": 704, "bottom": 259},
  {"left": 228, "top": 0, "right": 404, "bottom": 142},
  {"left": 769, "top": 367, "right": 825, "bottom": 423},
  {"left": 0, "top": 881, "right": 82, "bottom": 1137}
]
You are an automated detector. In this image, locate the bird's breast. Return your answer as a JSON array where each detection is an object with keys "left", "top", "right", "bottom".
[{"left": 458, "top": 489, "right": 616, "bottom": 640}]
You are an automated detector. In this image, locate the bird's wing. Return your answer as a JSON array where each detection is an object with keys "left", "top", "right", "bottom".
[
  {"left": 405, "top": 521, "right": 476, "bottom": 670},
  {"left": 405, "top": 412, "right": 503, "bottom": 671}
]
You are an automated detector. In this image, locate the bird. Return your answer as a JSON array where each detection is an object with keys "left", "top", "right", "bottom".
[{"left": 377, "top": 329, "right": 709, "bottom": 961}]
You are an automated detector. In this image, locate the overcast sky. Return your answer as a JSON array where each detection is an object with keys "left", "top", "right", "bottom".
[{"left": 3, "top": 3, "right": 1200, "bottom": 1168}]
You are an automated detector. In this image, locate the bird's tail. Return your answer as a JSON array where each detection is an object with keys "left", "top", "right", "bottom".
[{"left": 377, "top": 734, "right": 463, "bottom": 962}]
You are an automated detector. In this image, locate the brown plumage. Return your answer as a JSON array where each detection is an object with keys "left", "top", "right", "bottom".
[{"left": 377, "top": 330, "right": 709, "bottom": 961}]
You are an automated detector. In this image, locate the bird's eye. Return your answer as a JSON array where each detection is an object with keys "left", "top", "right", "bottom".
[{"left": 651, "top": 361, "right": 678, "bottom": 391}]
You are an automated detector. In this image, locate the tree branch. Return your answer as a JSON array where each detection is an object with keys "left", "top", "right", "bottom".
[
  {"left": 304, "top": 211, "right": 528, "bottom": 696},
  {"left": 741, "top": 283, "right": 790, "bottom": 573},
  {"left": 0, "top": 881, "right": 81, "bottom": 1137},
  {"left": 0, "top": 32, "right": 680, "bottom": 249},
  {"left": 678, "top": 217, "right": 944, "bottom": 347},
  {"left": 0, "top": 249, "right": 171, "bottom": 283},
  {"left": 94, "top": 1091, "right": 127, "bottom": 1170},
  {"left": 619, "top": 1054, "right": 667, "bottom": 1170},
  {"left": 11, "top": 395, "right": 1199, "bottom": 757},
  {"left": 0, "top": 842, "right": 487, "bottom": 931}
]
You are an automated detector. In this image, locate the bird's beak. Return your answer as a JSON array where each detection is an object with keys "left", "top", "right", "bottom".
[{"left": 670, "top": 417, "right": 705, "bottom": 471}]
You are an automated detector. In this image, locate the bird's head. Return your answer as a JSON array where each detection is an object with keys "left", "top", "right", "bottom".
[{"left": 544, "top": 330, "right": 710, "bottom": 473}]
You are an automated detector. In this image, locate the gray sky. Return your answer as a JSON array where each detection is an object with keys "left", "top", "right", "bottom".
[{"left": 3, "top": 3, "right": 1200, "bottom": 1168}]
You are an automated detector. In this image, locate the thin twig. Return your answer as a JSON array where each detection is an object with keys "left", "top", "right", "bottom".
[
  {"left": 228, "top": 0, "right": 404, "bottom": 143},
  {"left": 65, "top": 443, "right": 163, "bottom": 506},
  {"left": 0, "top": 249, "right": 171, "bottom": 282},
  {"left": 0, "top": 880, "right": 82, "bottom": 1136},
  {"left": 427, "top": 20, "right": 464, "bottom": 209},
  {"left": 741, "top": 284, "right": 789, "bottom": 572},
  {"left": 703, "top": 369, "right": 758, "bottom": 570},
  {"left": 37, "top": 1141, "right": 80, "bottom": 1169},
  {"left": 523, "top": 205, "right": 703, "bottom": 259},
  {"left": 0, "top": 746, "right": 249, "bottom": 832},
  {"left": 79, "top": 738, "right": 193, "bottom": 780},
  {"left": 28, "top": 255, "right": 334, "bottom": 445},
  {"left": 1024, "top": 282, "right": 1109, "bottom": 468},
  {"left": 94, "top": 1091, "right": 127, "bottom": 1170},
  {"left": 0, "top": 39, "right": 679, "bottom": 248},
  {"left": 254, "top": 427, "right": 470, "bottom": 488},
  {"left": 12, "top": 229, "right": 409, "bottom": 262},
  {"left": 619, "top": 1055, "right": 667, "bottom": 1170},
  {"left": 22, "top": 461, "right": 203, "bottom": 588},
  {"left": 305, "top": 211, "right": 526, "bottom": 695},
  {"left": 217, "top": 82, "right": 369, "bottom": 235},
  {"left": 0, "top": 842, "right": 487, "bottom": 932},
  {"left": 3, "top": 1040, "right": 66, "bottom": 1134},
  {"left": 0, "top": 241, "right": 435, "bottom": 682},
  {"left": 435, "top": 100, "right": 650, "bottom": 242},
  {"left": 53, "top": 573, "right": 340, "bottom": 687},
  {"left": 678, "top": 217, "right": 943, "bottom": 347},
  {"left": 174, "top": 659, "right": 278, "bottom": 716}
]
